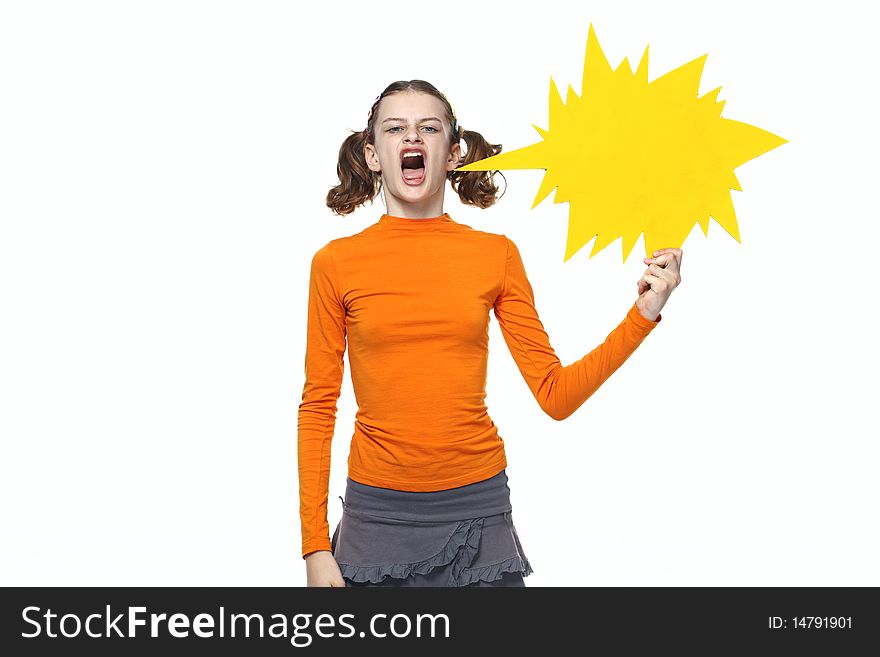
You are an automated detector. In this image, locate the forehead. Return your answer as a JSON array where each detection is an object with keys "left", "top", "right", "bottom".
[{"left": 377, "top": 91, "right": 446, "bottom": 121}]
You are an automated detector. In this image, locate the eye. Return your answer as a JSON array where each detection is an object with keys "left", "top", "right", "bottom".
[{"left": 386, "top": 125, "right": 440, "bottom": 133}]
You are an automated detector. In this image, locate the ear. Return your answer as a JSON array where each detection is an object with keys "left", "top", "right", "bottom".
[
  {"left": 364, "top": 142, "right": 381, "bottom": 173},
  {"left": 446, "top": 141, "right": 463, "bottom": 171}
]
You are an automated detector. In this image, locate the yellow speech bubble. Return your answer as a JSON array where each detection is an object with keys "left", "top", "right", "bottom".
[{"left": 455, "top": 23, "right": 787, "bottom": 262}]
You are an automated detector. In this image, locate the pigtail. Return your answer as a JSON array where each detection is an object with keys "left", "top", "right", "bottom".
[
  {"left": 448, "top": 128, "right": 506, "bottom": 209},
  {"left": 326, "top": 129, "right": 381, "bottom": 217}
]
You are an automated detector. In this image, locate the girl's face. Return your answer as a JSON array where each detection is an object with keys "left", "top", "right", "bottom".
[{"left": 364, "top": 91, "right": 462, "bottom": 215}]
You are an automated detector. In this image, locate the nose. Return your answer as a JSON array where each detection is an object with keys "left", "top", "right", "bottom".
[{"left": 403, "top": 124, "right": 422, "bottom": 143}]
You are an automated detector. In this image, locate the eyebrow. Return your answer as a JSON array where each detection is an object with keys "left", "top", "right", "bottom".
[{"left": 381, "top": 116, "right": 443, "bottom": 124}]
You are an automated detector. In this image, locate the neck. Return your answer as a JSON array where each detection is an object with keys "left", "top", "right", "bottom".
[{"left": 383, "top": 190, "right": 445, "bottom": 219}]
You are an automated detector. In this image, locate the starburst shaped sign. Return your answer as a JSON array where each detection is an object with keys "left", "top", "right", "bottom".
[{"left": 455, "top": 23, "right": 787, "bottom": 262}]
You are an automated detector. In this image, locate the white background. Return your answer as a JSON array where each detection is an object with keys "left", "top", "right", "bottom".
[{"left": 1, "top": 0, "right": 876, "bottom": 586}]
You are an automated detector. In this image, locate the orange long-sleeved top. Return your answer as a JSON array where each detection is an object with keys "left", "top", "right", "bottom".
[{"left": 297, "top": 212, "right": 662, "bottom": 557}]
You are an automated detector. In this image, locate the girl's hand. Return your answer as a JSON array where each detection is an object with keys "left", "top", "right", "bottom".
[
  {"left": 305, "top": 550, "right": 347, "bottom": 587},
  {"left": 636, "top": 248, "right": 683, "bottom": 321}
]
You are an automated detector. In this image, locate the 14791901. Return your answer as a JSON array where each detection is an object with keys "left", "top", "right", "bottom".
[{"left": 768, "top": 616, "right": 853, "bottom": 630}]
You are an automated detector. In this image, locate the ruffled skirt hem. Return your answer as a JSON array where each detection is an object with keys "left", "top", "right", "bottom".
[{"left": 335, "top": 516, "right": 533, "bottom": 587}]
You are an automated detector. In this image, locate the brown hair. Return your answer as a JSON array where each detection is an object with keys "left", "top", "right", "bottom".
[{"left": 326, "top": 80, "right": 506, "bottom": 216}]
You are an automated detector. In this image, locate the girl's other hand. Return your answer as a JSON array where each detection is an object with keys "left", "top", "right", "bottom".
[{"left": 305, "top": 551, "right": 347, "bottom": 587}]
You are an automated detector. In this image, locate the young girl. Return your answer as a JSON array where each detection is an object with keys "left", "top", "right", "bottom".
[{"left": 299, "top": 79, "right": 681, "bottom": 587}]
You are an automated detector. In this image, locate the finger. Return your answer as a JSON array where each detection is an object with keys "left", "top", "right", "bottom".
[
  {"left": 647, "top": 254, "right": 681, "bottom": 278},
  {"left": 638, "top": 272, "right": 662, "bottom": 290},
  {"left": 648, "top": 263, "right": 672, "bottom": 276},
  {"left": 644, "top": 253, "right": 672, "bottom": 267},
  {"left": 654, "top": 248, "right": 683, "bottom": 271},
  {"left": 646, "top": 272, "right": 670, "bottom": 292},
  {"left": 652, "top": 248, "right": 682, "bottom": 257},
  {"left": 651, "top": 265, "right": 680, "bottom": 288}
]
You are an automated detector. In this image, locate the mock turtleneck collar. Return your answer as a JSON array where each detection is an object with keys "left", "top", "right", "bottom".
[{"left": 378, "top": 213, "right": 454, "bottom": 227}]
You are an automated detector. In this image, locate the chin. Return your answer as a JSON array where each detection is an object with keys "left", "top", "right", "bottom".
[{"left": 396, "top": 180, "right": 439, "bottom": 198}]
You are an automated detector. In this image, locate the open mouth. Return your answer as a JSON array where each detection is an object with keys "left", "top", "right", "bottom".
[{"left": 400, "top": 149, "right": 426, "bottom": 185}]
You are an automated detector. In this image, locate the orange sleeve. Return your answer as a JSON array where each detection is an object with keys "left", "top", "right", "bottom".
[
  {"left": 492, "top": 237, "right": 661, "bottom": 421},
  {"left": 297, "top": 243, "right": 346, "bottom": 558}
]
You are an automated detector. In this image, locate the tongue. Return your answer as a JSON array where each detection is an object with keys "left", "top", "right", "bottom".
[{"left": 403, "top": 167, "right": 425, "bottom": 182}]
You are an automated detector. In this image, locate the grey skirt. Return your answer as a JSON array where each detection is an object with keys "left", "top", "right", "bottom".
[{"left": 330, "top": 469, "right": 534, "bottom": 587}]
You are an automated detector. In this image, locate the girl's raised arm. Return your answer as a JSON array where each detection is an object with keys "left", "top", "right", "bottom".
[{"left": 492, "top": 237, "right": 661, "bottom": 421}]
